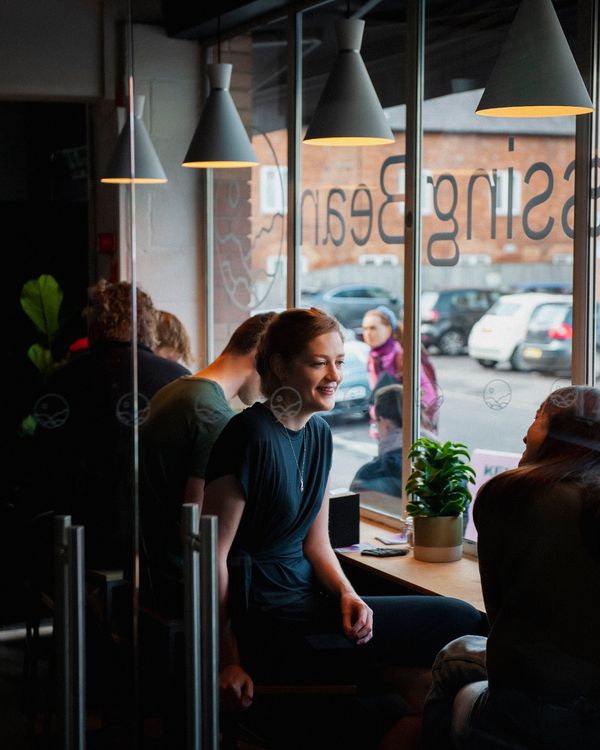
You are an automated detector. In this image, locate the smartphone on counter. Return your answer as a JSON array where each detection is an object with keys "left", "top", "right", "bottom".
[{"left": 361, "top": 547, "right": 409, "bottom": 558}]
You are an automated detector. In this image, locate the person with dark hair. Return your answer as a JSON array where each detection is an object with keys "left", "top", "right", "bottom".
[
  {"left": 138, "top": 311, "right": 276, "bottom": 613},
  {"left": 154, "top": 309, "right": 194, "bottom": 369},
  {"left": 422, "top": 386, "right": 600, "bottom": 750},
  {"left": 33, "top": 279, "right": 189, "bottom": 569},
  {"left": 362, "top": 306, "right": 439, "bottom": 435},
  {"left": 351, "top": 384, "right": 438, "bottom": 508},
  {"left": 350, "top": 384, "right": 405, "bottom": 505},
  {"left": 203, "top": 308, "right": 484, "bottom": 748}
]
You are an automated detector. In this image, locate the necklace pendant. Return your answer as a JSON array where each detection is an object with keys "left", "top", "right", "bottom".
[{"left": 300, "top": 478, "right": 304, "bottom": 492}]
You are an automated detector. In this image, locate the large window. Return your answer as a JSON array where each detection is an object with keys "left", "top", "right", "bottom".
[
  {"left": 423, "top": 1, "right": 576, "bottom": 465},
  {"left": 204, "top": 0, "right": 598, "bottom": 522}
]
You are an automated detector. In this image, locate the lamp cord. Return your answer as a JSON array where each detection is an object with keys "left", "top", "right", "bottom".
[{"left": 217, "top": 15, "right": 221, "bottom": 63}]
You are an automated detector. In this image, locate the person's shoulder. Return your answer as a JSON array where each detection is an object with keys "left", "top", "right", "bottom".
[
  {"left": 140, "top": 347, "right": 189, "bottom": 376},
  {"left": 216, "top": 402, "right": 273, "bottom": 444},
  {"left": 149, "top": 372, "right": 186, "bottom": 394},
  {"left": 379, "top": 447, "right": 402, "bottom": 470},
  {"left": 176, "top": 376, "right": 225, "bottom": 397},
  {"left": 533, "top": 478, "right": 587, "bottom": 507},
  {"left": 235, "top": 402, "right": 273, "bottom": 429},
  {"left": 44, "top": 350, "right": 96, "bottom": 392},
  {"left": 309, "top": 413, "right": 332, "bottom": 434},
  {"left": 151, "top": 376, "right": 232, "bottom": 417},
  {"left": 350, "top": 456, "right": 378, "bottom": 485}
]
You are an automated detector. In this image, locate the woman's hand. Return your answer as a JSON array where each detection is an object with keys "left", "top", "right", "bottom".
[
  {"left": 219, "top": 663, "right": 254, "bottom": 712},
  {"left": 340, "top": 591, "right": 373, "bottom": 645}
]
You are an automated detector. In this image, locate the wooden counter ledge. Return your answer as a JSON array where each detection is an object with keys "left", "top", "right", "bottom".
[{"left": 335, "top": 519, "right": 485, "bottom": 614}]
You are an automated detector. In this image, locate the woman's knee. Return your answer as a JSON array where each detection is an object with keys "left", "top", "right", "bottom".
[{"left": 440, "top": 598, "right": 487, "bottom": 636}]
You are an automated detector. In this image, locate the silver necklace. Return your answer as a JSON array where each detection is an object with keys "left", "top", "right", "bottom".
[{"left": 280, "top": 422, "right": 306, "bottom": 492}]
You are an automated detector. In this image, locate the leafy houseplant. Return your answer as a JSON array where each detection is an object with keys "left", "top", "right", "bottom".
[
  {"left": 20, "top": 273, "right": 64, "bottom": 379},
  {"left": 19, "top": 274, "right": 65, "bottom": 436},
  {"left": 405, "top": 437, "right": 476, "bottom": 562}
]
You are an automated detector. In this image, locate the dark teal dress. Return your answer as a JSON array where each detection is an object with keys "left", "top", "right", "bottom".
[
  {"left": 206, "top": 404, "right": 484, "bottom": 748},
  {"left": 206, "top": 401, "right": 484, "bottom": 687},
  {"left": 206, "top": 401, "right": 332, "bottom": 623}
]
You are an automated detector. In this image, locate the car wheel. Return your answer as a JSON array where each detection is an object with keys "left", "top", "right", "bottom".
[
  {"left": 477, "top": 359, "right": 496, "bottom": 369},
  {"left": 510, "top": 347, "right": 530, "bottom": 372},
  {"left": 438, "top": 329, "right": 466, "bottom": 356}
]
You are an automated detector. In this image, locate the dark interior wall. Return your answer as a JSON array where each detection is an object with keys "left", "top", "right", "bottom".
[{"left": 2, "top": 101, "right": 90, "bottom": 459}]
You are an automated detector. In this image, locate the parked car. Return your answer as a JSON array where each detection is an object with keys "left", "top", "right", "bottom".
[
  {"left": 468, "top": 292, "right": 572, "bottom": 371},
  {"left": 301, "top": 283, "right": 401, "bottom": 336},
  {"left": 507, "top": 281, "right": 572, "bottom": 295},
  {"left": 323, "top": 326, "right": 371, "bottom": 421},
  {"left": 516, "top": 300, "right": 600, "bottom": 375},
  {"left": 421, "top": 288, "right": 501, "bottom": 356}
]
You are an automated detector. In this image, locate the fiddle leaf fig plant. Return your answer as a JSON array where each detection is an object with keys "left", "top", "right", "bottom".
[
  {"left": 20, "top": 273, "right": 64, "bottom": 378},
  {"left": 405, "top": 437, "right": 476, "bottom": 517},
  {"left": 19, "top": 274, "right": 65, "bottom": 436}
]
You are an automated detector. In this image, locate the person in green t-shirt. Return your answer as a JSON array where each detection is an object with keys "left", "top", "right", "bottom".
[{"left": 139, "top": 311, "right": 276, "bottom": 612}]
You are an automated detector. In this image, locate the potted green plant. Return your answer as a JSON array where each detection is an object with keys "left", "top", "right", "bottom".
[
  {"left": 18, "top": 273, "right": 65, "bottom": 436},
  {"left": 404, "top": 437, "right": 476, "bottom": 562}
]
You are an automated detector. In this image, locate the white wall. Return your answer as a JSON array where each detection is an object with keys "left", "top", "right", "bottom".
[{"left": 122, "top": 24, "right": 204, "bottom": 369}]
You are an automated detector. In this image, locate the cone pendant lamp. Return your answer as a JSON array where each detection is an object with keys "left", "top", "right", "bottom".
[
  {"left": 101, "top": 96, "right": 168, "bottom": 184},
  {"left": 476, "top": 0, "right": 593, "bottom": 117},
  {"left": 303, "top": 18, "right": 394, "bottom": 146},
  {"left": 182, "top": 63, "right": 258, "bottom": 168}
]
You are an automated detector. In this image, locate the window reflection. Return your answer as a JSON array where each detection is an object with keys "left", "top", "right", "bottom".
[
  {"left": 301, "top": 2, "right": 405, "bottom": 515},
  {"left": 423, "top": 0, "right": 576, "bottom": 511},
  {"left": 212, "top": 24, "right": 289, "bottom": 358}
]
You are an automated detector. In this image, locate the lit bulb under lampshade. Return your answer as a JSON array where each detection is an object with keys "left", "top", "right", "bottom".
[
  {"left": 101, "top": 96, "right": 168, "bottom": 184},
  {"left": 303, "top": 18, "right": 394, "bottom": 146},
  {"left": 182, "top": 63, "right": 258, "bottom": 168},
  {"left": 476, "top": 0, "right": 593, "bottom": 117}
]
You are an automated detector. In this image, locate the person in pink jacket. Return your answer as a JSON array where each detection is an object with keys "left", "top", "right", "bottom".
[{"left": 361, "top": 305, "right": 440, "bottom": 435}]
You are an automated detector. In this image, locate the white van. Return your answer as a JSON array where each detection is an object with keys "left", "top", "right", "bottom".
[{"left": 467, "top": 292, "right": 572, "bottom": 370}]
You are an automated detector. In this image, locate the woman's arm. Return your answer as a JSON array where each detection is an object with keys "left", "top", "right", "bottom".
[
  {"left": 203, "top": 474, "right": 254, "bottom": 710},
  {"left": 303, "top": 481, "right": 373, "bottom": 645}
]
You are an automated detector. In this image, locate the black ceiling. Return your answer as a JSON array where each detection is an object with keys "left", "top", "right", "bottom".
[
  {"left": 158, "top": 0, "right": 298, "bottom": 42},
  {"left": 146, "top": 1, "right": 580, "bottom": 52},
  {"left": 138, "top": 0, "right": 581, "bottom": 131}
]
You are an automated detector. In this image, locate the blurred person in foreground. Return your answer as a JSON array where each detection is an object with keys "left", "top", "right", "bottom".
[
  {"left": 422, "top": 385, "right": 600, "bottom": 750},
  {"left": 34, "top": 279, "right": 188, "bottom": 569}
]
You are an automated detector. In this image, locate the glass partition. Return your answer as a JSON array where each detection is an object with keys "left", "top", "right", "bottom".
[{"left": 300, "top": 1, "right": 407, "bottom": 516}]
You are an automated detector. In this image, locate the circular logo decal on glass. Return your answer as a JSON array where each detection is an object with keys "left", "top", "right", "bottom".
[
  {"left": 33, "top": 393, "right": 70, "bottom": 429},
  {"left": 483, "top": 380, "right": 512, "bottom": 410},
  {"left": 270, "top": 386, "right": 302, "bottom": 421},
  {"left": 116, "top": 392, "right": 151, "bottom": 426}
]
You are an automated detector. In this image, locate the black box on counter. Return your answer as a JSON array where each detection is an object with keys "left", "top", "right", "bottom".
[{"left": 329, "top": 491, "right": 360, "bottom": 548}]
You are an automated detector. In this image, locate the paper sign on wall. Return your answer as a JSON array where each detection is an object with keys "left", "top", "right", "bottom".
[{"left": 464, "top": 448, "right": 521, "bottom": 543}]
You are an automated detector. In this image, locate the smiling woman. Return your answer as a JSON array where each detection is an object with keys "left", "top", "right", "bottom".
[{"left": 201, "top": 308, "right": 484, "bottom": 747}]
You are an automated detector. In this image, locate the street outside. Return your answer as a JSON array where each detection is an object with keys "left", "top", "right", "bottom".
[{"left": 328, "top": 353, "right": 574, "bottom": 494}]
